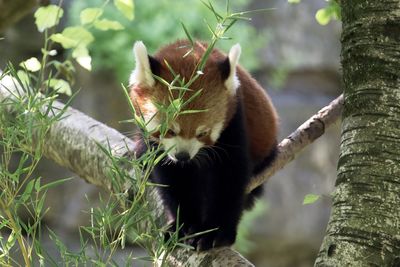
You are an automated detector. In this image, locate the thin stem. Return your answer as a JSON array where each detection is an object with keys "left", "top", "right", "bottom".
[{"left": 0, "top": 200, "right": 31, "bottom": 267}]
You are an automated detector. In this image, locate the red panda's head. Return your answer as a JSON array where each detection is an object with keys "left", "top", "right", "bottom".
[{"left": 129, "top": 40, "right": 241, "bottom": 162}]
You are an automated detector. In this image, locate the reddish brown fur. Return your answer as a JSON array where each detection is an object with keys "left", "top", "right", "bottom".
[{"left": 130, "top": 40, "right": 278, "bottom": 162}]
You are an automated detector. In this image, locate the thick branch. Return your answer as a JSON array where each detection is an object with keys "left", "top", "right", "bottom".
[{"left": 0, "top": 74, "right": 343, "bottom": 266}]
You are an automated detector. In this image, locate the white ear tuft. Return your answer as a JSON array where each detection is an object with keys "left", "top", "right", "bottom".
[
  {"left": 129, "top": 41, "right": 155, "bottom": 87},
  {"left": 225, "top": 43, "right": 241, "bottom": 94}
]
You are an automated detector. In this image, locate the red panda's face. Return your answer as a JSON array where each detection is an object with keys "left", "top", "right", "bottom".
[
  {"left": 129, "top": 41, "right": 241, "bottom": 162},
  {"left": 158, "top": 120, "right": 225, "bottom": 161}
]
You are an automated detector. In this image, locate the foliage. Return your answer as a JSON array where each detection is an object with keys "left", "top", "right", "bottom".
[
  {"left": 0, "top": 67, "right": 71, "bottom": 266},
  {"left": 68, "top": 0, "right": 269, "bottom": 81},
  {"left": 315, "top": 1, "right": 341, "bottom": 26},
  {"left": 288, "top": 0, "right": 341, "bottom": 25}
]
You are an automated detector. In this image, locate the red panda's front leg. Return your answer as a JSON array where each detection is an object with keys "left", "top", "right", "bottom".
[
  {"left": 195, "top": 104, "right": 252, "bottom": 251},
  {"left": 152, "top": 163, "right": 205, "bottom": 244}
]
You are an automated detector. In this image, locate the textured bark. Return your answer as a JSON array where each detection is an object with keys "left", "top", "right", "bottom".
[
  {"left": 0, "top": 0, "right": 38, "bottom": 33},
  {"left": 315, "top": 1, "right": 400, "bottom": 266}
]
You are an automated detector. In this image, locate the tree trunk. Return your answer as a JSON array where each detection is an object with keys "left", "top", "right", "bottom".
[{"left": 315, "top": 1, "right": 400, "bottom": 266}]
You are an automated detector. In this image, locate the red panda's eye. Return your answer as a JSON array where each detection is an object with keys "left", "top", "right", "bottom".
[
  {"left": 197, "top": 131, "right": 209, "bottom": 138},
  {"left": 166, "top": 129, "right": 177, "bottom": 137}
]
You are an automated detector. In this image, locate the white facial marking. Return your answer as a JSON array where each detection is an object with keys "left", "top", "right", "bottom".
[
  {"left": 161, "top": 136, "right": 204, "bottom": 161},
  {"left": 130, "top": 41, "right": 155, "bottom": 87},
  {"left": 210, "top": 122, "right": 224, "bottom": 142},
  {"left": 225, "top": 43, "right": 241, "bottom": 94}
]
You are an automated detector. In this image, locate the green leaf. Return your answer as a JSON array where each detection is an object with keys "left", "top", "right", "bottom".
[
  {"left": 315, "top": 8, "right": 332, "bottom": 25},
  {"left": 50, "top": 26, "right": 94, "bottom": 49},
  {"left": 48, "top": 78, "right": 72, "bottom": 96},
  {"left": 180, "top": 22, "right": 194, "bottom": 47},
  {"left": 288, "top": 0, "right": 301, "bottom": 3},
  {"left": 93, "top": 19, "right": 124, "bottom": 31},
  {"left": 80, "top": 7, "right": 103, "bottom": 25},
  {"left": 72, "top": 46, "right": 92, "bottom": 71},
  {"left": 34, "top": 177, "right": 41, "bottom": 192},
  {"left": 36, "top": 194, "right": 46, "bottom": 215},
  {"left": 330, "top": 1, "right": 341, "bottom": 20},
  {"left": 39, "top": 177, "right": 74, "bottom": 191},
  {"left": 34, "top": 5, "right": 64, "bottom": 32},
  {"left": 303, "top": 194, "right": 320, "bottom": 205},
  {"left": 21, "top": 179, "right": 35, "bottom": 203},
  {"left": 19, "top": 57, "right": 41, "bottom": 72},
  {"left": 179, "top": 109, "right": 208, "bottom": 115},
  {"left": 16, "top": 70, "right": 30, "bottom": 85},
  {"left": 114, "top": 0, "right": 135, "bottom": 20},
  {"left": 5, "top": 231, "right": 16, "bottom": 253}
]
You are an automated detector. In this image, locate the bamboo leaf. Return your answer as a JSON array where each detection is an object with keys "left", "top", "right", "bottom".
[
  {"left": 20, "top": 179, "right": 35, "bottom": 202},
  {"left": 180, "top": 22, "right": 194, "bottom": 46},
  {"left": 39, "top": 177, "right": 74, "bottom": 191}
]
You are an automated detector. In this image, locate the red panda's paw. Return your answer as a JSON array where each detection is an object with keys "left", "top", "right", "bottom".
[
  {"left": 196, "top": 233, "right": 216, "bottom": 251},
  {"left": 163, "top": 220, "right": 184, "bottom": 243},
  {"left": 196, "top": 229, "right": 236, "bottom": 251},
  {"left": 214, "top": 229, "right": 236, "bottom": 248}
]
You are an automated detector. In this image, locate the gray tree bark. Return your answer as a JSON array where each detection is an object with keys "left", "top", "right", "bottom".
[{"left": 315, "top": 1, "right": 400, "bottom": 266}]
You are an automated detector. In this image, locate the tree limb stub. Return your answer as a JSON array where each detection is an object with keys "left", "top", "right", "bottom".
[{"left": 0, "top": 73, "right": 343, "bottom": 266}]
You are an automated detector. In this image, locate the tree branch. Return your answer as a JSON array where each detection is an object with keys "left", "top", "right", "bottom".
[
  {"left": 247, "top": 94, "right": 343, "bottom": 193},
  {"left": 0, "top": 73, "right": 343, "bottom": 266}
]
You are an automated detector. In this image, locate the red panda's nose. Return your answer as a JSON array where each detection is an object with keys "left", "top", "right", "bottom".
[{"left": 175, "top": 151, "right": 190, "bottom": 162}]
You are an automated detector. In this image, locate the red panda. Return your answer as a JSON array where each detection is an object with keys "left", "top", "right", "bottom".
[{"left": 129, "top": 40, "right": 278, "bottom": 251}]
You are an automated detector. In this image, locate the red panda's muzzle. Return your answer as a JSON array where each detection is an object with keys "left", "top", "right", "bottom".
[{"left": 175, "top": 151, "right": 191, "bottom": 162}]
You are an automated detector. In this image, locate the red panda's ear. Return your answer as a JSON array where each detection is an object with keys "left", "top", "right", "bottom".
[
  {"left": 130, "top": 41, "right": 159, "bottom": 87},
  {"left": 223, "top": 43, "right": 241, "bottom": 94}
]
